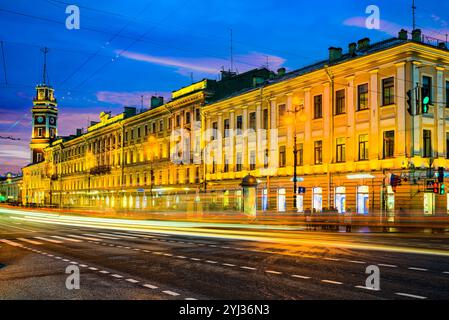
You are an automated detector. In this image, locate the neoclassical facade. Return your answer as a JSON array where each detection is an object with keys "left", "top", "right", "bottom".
[{"left": 21, "top": 29, "right": 449, "bottom": 217}]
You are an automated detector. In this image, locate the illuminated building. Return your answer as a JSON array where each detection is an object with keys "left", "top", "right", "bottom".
[{"left": 20, "top": 29, "right": 449, "bottom": 218}]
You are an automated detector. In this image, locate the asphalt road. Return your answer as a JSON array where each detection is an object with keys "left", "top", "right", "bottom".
[{"left": 1, "top": 209, "right": 449, "bottom": 300}]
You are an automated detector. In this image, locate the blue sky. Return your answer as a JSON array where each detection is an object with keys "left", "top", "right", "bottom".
[{"left": 0, "top": 0, "right": 448, "bottom": 174}]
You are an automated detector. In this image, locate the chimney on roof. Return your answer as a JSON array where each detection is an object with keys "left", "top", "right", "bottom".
[
  {"left": 150, "top": 96, "right": 164, "bottom": 109},
  {"left": 329, "top": 47, "right": 343, "bottom": 62},
  {"left": 412, "top": 29, "right": 422, "bottom": 42},
  {"left": 398, "top": 29, "right": 408, "bottom": 40},
  {"left": 220, "top": 70, "right": 237, "bottom": 80},
  {"left": 277, "top": 67, "right": 286, "bottom": 76},
  {"left": 76, "top": 128, "right": 83, "bottom": 136},
  {"left": 438, "top": 42, "right": 448, "bottom": 50},
  {"left": 357, "top": 38, "right": 371, "bottom": 50},
  {"left": 348, "top": 42, "right": 357, "bottom": 56},
  {"left": 124, "top": 106, "right": 136, "bottom": 118}
]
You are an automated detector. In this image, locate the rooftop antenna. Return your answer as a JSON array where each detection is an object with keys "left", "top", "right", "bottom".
[
  {"left": 40, "top": 47, "right": 49, "bottom": 84},
  {"left": 190, "top": 72, "right": 194, "bottom": 84},
  {"left": 140, "top": 95, "right": 144, "bottom": 112},
  {"left": 412, "top": 0, "right": 417, "bottom": 30},
  {"left": 230, "top": 28, "right": 234, "bottom": 72}
]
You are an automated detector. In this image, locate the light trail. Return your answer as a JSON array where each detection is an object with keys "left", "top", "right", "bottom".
[{"left": 3, "top": 207, "right": 449, "bottom": 257}]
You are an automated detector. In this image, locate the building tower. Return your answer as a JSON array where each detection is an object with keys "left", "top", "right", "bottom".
[{"left": 30, "top": 47, "right": 58, "bottom": 164}]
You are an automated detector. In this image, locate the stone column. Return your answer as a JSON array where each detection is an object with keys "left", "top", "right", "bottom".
[
  {"left": 369, "top": 69, "right": 379, "bottom": 159},
  {"left": 396, "top": 62, "right": 407, "bottom": 157},
  {"left": 242, "top": 106, "right": 248, "bottom": 171},
  {"left": 346, "top": 76, "right": 355, "bottom": 161},
  {"left": 436, "top": 66, "right": 445, "bottom": 158}
]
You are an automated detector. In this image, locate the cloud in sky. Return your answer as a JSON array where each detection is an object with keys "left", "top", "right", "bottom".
[
  {"left": 343, "top": 16, "right": 449, "bottom": 42},
  {"left": 96, "top": 91, "right": 171, "bottom": 106},
  {"left": 119, "top": 50, "right": 286, "bottom": 76}
]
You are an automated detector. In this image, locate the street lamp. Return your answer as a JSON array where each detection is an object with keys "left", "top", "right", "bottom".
[{"left": 286, "top": 97, "right": 305, "bottom": 210}]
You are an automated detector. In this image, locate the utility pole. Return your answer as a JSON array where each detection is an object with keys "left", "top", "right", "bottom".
[{"left": 412, "top": 0, "right": 417, "bottom": 30}]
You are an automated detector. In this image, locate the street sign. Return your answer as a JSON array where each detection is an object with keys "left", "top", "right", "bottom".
[
  {"left": 137, "top": 188, "right": 145, "bottom": 192},
  {"left": 297, "top": 187, "right": 306, "bottom": 194}
]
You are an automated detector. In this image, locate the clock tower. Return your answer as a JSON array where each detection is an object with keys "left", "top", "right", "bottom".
[{"left": 30, "top": 47, "right": 58, "bottom": 164}]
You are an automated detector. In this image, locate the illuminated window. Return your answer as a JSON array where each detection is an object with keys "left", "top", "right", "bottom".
[
  {"left": 312, "top": 187, "right": 322, "bottom": 212},
  {"left": 249, "top": 112, "right": 256, "bottom": 130},
  {"left": 335, "top": 89, "right": 345, "bottom": 114},
  {"left": 335, "top": 186, "right": 346, "bottom": 213},
  {"left": 383, "top": 131, "right": 394, "bottom": 159},
  {"left": 357, "top": 186, "right": 369, "bottom": 214},
  {"left": 336, "top": 137, "right": 346, "bottom": 163},
  {"left": 313, "top": 95, "right": 322, "bottom": 119},
  {"left": 357, "top": 83, "right": 369, "bottom": 110},
  {"left": 314, "top": 141, "right": 322, "bottom": 165},
  {"left": 185, "top": 112, "right": 191, "bottom": 124},
  {"left": 278, "top": 104, "right": 286, "bottom": 125},
  {"left": 279, "top": 146, "right": 286, "bottom": 167},
  {"left": 446, "top": 81, "right": 449, "bottom": 108},
  {"left": 422, "top": 76, "right": 432, "bottom": 104},
  {"left": 278, "top": 188, "right": 286, "bottom": 212},
  {"left": 236, "top": 152, "right": 242, "bottom": 172},
  {"left": 250, "top": 150, "right": 256, "bottom": 170},
  {"left": 211, "top": 122, "right": 218, "bottom": 140},
  {"left": 236, "top": 115, "right": 243, "bottom": 134},
  {"left": 224, "top": 119, "right": 230, "bottom": 137},
  {"left": 297, "top": 143, "right": 303, "bottom": 166},
  {"left": 358, "top": 134, "right": 369, "bottom": 160},
  {"left": 262, "top": 109, "right": 268, "bottom": 129},
  {"left": 382, "top": 77, "right": 395, "bottom": 105}
]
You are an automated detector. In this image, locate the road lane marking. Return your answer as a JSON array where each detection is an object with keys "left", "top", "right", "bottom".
[
  {"left": 88, "top": 267, "right": 98, "bottom": 271},
  {"left": 378, "top": 264, "right": 397, "bottom": 268},
  {"left": 100, "top": 233, "right": 137, "bottom": 239},
  {"left": 163, "top": 290, "right": 180, "bottom": 296},
  {"left": 34, "top": 237, "right": 63, "bottom": 244},
  {"left": 0, "top": 239, "right": 24, "bottom": 247},
  {"left": 408, "top": 267, "right": 428, "bottom": 271},
  {"left": 51, "top": 236, "right": 82, "bottom": 242},
  {"left": 265, "top": 270, "right": 282, "bottom": 275},
  {"left": 84, "top": 233, "right": 118, "bottom": 240},
  {"left": 321, "top": 280, "right": 343, "bottom": 285},
  {"left": 443, "top": 271, "right": 449, "bottom": 274},
  {"left": 324, "top": 258, "right": 340, "bottom": 261},
  {"left": 185, "top": 298, "right": 197, "bottom": 300},
  {"left": 241, "top": 266, "right": 256, "bottom": 270},
  {"left": 100, "top": 270, "right": 109, "bottom": 274},
  {"left": 222, "top": 263, "right": 236, "bottom": 267},
  {"left": 292, "top": 275, "right": 310, "bottom": 279},
  {"left": 206, "top": 260, "right": 218, "bottom": 264},
  {"left": 355, "top": 285, "right": 380, "bottom": 291},
  {"left": 126, "top": 278, "right": 139, "bottom": 283},
  {"left": 190, "top": 258, "right": 201, "bottom": 261},
  {"left": 143, "top": 284, "right": 158, "bottom": 289},
  {"left": 79, "top": 264, "right": 88, "bottom": 267},
  {"left": 395, "top": 292, "right": 427, "bottom": 299},
  {"left": 163, "top": 253, "right": 173, "bottom": 256},
  {"left": 348, "top": 260, "right": 366, "bottom": 264},
  {"left": 111, "top": 274, "right": 123, "bottom": 278},
  {"left": 176, "top": 256, "right": 187, "bottom": 259},
  {"left": 68, "top": 234, "right": 102, "bottom": 241},
  {"left": 17, "top": 238, "right": 42, "bottom": 245}
]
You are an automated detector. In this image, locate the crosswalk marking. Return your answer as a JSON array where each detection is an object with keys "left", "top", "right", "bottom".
[
  {"left": 84, "top": 233, "right": 118, "bottom": 240},
  {"left": 17, "top": 238, "right": 42, "bottom": 245},
  {"left": 67, "top": 234, "right": 102, "bottom": 241},
  {"left": 34, "top": 237, "right": 62, "bottom": 244},
  {"left": 0, "top": 239, "right": 24, "bottom": 247},
  {"left": 51, "top": 236, "right": 82, "bottom": 243}
]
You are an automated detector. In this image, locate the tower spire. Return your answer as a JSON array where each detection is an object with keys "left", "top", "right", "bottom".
[
  {"left": 412, "top": 0, "right": 417, "bottom": 30},
  {"left": 41, "top": 47, "right": 49, "bottom": 84}
]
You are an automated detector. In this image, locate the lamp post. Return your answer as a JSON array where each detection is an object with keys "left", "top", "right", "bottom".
[
  {"left": 147, "top": 135, "right": 158, "bottom": 208},
  {"left": 286, "top": 100, "right": 305, "bottom": 210}
]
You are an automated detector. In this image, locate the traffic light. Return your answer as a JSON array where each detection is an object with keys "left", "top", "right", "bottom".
[
  {"left": 438, "top": 167, "right": 445, "bottom": 183},
  {"left": 406, "top": 90, "right": 413, "bottom": 115},
  {"left": 421, "top": 86, "right": 430, "bottom": 114},
  {"left": 440, "top": 183, "right": 446, "bottom": 195},
  {"left": 433, "top": 182, "right": 439, "bottom": 194}
]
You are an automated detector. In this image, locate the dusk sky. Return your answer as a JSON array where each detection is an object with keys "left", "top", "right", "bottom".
[{"left": 1, "top": 0, "right": 449, "bottom": 174}]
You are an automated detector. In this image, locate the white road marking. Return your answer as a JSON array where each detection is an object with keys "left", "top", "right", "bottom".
[
  {"left": 408, "top": 267, "right": 428, "bottom": 271},
  {"left": 443, "top": 271, "right": 449, "bottom": 274},
  {"left": 206, "top": 260, "right": 218, "bottom": 264},
  {"left": 70, "top": 262, "right": 78, "bottom": 265},
  {"left": 100, "top": 270, "right": 109, "bottom": 274},
  {"left": 241, "top": 266, "right": 256, "bottom": 270},
  {"left": 190, "top": 258, "right": 201, "bottom": 261},
  {"left": 163, "top": 253, "right": 173, "bottom": 256},
  {"left": 88, "top": 267, "right": 98, "bottom": 271},
  {"left": 395, "top": 292, "right": 427, "bottom": 299},
  {"left": 62, "top": 259, "right": 70, "bottom": 262},
  {"left": 348, "top": 260, "right": 366, "bottom": 264},
  {"left": 324, "top": 258, "right": 340, "bottom": 261},
  {"left": 100, "top": 233, "right": 137, "bottom": 239},
  {"left": 222, "top": 263, "right": 236, "bottom": 267},
  {"left": 111, "top": 274, "right": 123, "bottom": 278},
  {"left": 68, "top": 234, "right": 102, "bottom": 241},
  {"left": 126, "top": 278, "right": 139, "bottom": 283},
  {"left": 185, "top": 298, "right": 197, "bottom": 300},
  {"left": 0, "top": 239, "right": 23, "bottom": 247},
  {"left": 265, "top": 270, "right": 282, "bottom": 274},
  {"left": 292, "top": 275, "right": 310, "bottom": 279},
  {"left": 355, "top": 285, "right": 380, "bottom": 291},
  {"left": 321, "top": 280, "right": 343, "bottom": 285},
  {"left": 176, "top": 256, "right": 187, "bottom": 259},
  {"left": 51, "top": 236, "right": 82, "bottom": 243},
  {"left": 84, "top": 234, "right": 118, "bottom": 240},
  {"left": 34, "top": 237, "right": 63, "bottom": 244},
  {"left": 163, "top": 290, "right": 180, "bottom": 296},
  {"left": 17, "top": 238, "right": 42, "bottom": 245},
  {"left": 79, "top": 264, "right": 88, "bottom": 268},
  {"left": 378, "top": 264, "right": 397, "bottom": 268},
  {"left": 143, "top": 284, "right": 158, "bottom": 289}
]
